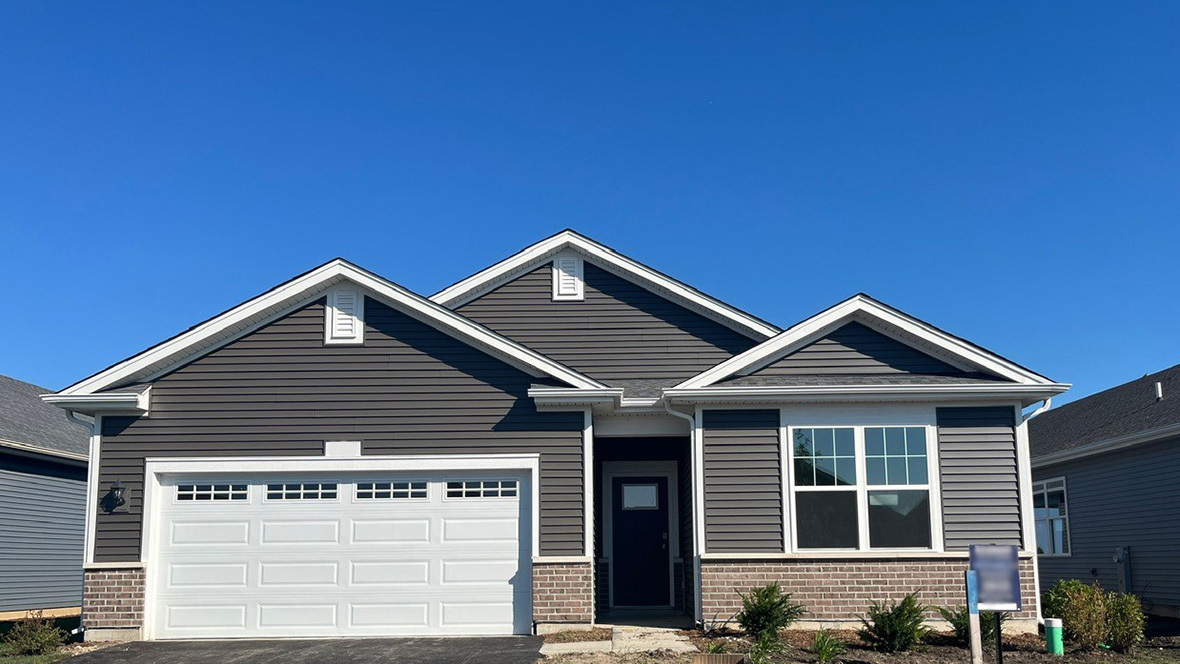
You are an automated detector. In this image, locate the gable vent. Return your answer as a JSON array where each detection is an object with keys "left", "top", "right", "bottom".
[
  {"left": 552, "top": 254, "right": 584, "bottom": 301},
  {"left": 325, "top": 287, "right": 364, "bottom": 345}
]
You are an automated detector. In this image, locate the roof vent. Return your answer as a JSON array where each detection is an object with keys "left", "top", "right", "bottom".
[{"left": 1156, "top": 381, "right": 1164, "bottom": 401}]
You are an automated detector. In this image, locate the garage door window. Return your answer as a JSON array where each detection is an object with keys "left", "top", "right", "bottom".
[
  {"left": 446, "top": 479, "right": 517, "bottom": 498},
  {"left": 356, "top": 481, "right": 427, "bottom": 499},
  {"left": 176, "top": 484, "right": 248, "bottom": 501},
  {"left": 266, "top": 482, "right": 338, "bottom": 500}
]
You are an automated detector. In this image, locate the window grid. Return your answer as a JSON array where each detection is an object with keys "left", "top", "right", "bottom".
[
  {"left": 177, "top": 484, "right": 248, "bottom": 501},
  {"left": 1033, "top": 478, "right": 1070, "bottom": 556},
  {"left": 864, "top": 426, "right": 929, "bottom": 487},
  {"left": 792, "top": 427, "right": 857, "bottom": 487},
  {"left": 356, "top": 481, "right": 427, "bottom": 500},
  {"left": 446, "top": 479, "right": 518, "bottom": 499},
  {"left": 266, "top": 483, "right": 338, "bottom": 500}
]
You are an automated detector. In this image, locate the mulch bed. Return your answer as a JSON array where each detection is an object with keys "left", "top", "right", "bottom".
[
  {"left": 686, "top": 628, "right": 1180, "bottom": 663},
  {"left": 545, "top": 627, "right": 615, "bottom": 643}
]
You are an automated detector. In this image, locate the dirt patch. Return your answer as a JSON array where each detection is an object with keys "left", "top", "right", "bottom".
[
  {"left": 544, "top": 627, "right": 615, "bottom": 643},
  {"left": 543, "top": 652, "right": 692, "bottom": 664}
]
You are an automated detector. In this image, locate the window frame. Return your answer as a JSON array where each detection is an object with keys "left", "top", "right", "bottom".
[
  {"left": 354, "top": 479, "right": 429, "bottom": 501},
  {"left": 263, "top": 481, "right": 341, "bottom": 502},
  {"left": 443, "top": 478, "right": 520, "bottom": 501},
  {"left": 785, "top": 423, "right": 943, "bottom": 553},
  {"left": 1032, "top": 476, "right": 1071, "bottom": 558}
]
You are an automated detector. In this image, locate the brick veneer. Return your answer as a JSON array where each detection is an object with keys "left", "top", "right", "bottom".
[
  {"left": 533, "top": 560, "right": 593, "bottom": 625},
  {"left": 702, "top": 557, "right": 1038, "bottom": 626},
  {"left": 83, "top": 568, "right": 145, "bottom": 632}
]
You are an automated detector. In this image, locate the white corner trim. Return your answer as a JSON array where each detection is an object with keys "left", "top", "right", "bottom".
[
  {"left": 41, "top": 388, "right": 152, "bottom": 415},
  {"left": 582, "top": 410, "right": 594, "bottom": 559},
  {"left": 675, "top": 294, "right": 1062, "bottom": 389},
  {"left": 552, "top": 252, "right": 584, "bottom": 301},
  {"left": 428, "top": 230, "right": 780, "bottom": 339},
  {"left": 323, "top": 286, "right": 364, "bottom": 345},
  {"left": 1031, "top": 420, "right": 1180, "bottom": 468},
  {"left": 83, "top": 415, "right": 102, "bottom": 567},
  {"left": 56, "top": 259, "right": 606, "bottom": 396}
]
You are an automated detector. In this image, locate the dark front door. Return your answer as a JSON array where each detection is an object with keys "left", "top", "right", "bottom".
[{"left": 611, "top": 476, "right": 670, "bottom": 606}]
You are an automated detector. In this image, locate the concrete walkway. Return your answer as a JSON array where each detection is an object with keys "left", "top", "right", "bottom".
[{"left": 539, "top": 625, "right": 696, "bottom": 657}]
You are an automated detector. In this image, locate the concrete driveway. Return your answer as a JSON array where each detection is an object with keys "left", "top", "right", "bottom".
[{"left": 69, "top": 636, "right": 544, "bottom": 664}]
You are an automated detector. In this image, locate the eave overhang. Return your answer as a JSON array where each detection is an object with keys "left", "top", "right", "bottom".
[
  {"left": 662, "top": 383, "right": 1070, "bottom": 407},
  {"left": 41, "top": 388, "right": 152, "bottom": 416},
  {"left": 1032, "top": 420, "right": 1180, "bottom": 469}
]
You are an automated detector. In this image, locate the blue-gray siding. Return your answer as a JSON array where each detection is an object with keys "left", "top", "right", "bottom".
[
  {"left": 97, "top": 297, "right": 584, "bottom": 562},
  {"left": 0, "top": 453, "right": 86, "bottom": 611},
  {"left": 701, "top": 409, "right": 782, "bottom": 553},
  {"left": 937, "top": 407, "right": 1023, "bottom": 551},
  {"left": 751, "top": 322, "right": 979, "bottom": 377},
  {"left": 455, "top": 262, "right": 760, "bottom": 385},
  {"left": 1035, "top": 435, "right": 1180, "bottom": 613}
]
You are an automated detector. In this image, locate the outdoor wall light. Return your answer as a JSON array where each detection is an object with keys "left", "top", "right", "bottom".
[{"left": 101, "top": 479, "right": 127, "bottom": 514}]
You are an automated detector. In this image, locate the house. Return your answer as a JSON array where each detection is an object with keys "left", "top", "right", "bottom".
[
  {"left": 43, "top": 230, "right": 1066, "bottom": 642},
  {"left": 0, "top": 374, "right": 89, "bottom": 619},
  {"left": 1029, "top": 363, "right": 1180, "bottom": 618}
]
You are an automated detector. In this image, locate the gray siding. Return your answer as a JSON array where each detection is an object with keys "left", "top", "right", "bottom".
[
  {"left": 97, "top": 297, "right": 584, "bottom": 562},
  {"left": 1035, "top": 436, "right": 1180, "bottom": 613},
  {"left": 752, "top": 322, "right": 976, "bottom": 376},
  {"left": 456, "top": 262, "right": 759, "bottom": 385},
  {"left": 0, "top": 453, "right": 86, "bottom": 611},
  {"left": 702, "top": 410, "right": 782, "bottom": 553},
  {"left": 937, "top": 407, "right": 1022, "bottom": 550}
]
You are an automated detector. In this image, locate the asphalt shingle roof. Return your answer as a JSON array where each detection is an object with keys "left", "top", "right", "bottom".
[
  {"left": 1029, "top": 363, "right": 1180, "bottom": 460},
  {"left": 0, "top": 374, "right": 90, "bottom": 458}
]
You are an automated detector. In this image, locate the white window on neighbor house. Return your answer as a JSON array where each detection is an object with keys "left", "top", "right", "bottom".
[
  {"left": 789, "top": 425, "right": 936, "bottom": 551},
  {"left": 551, "top": 253, "right": 584, "bottom": 300},
  {"left": 1033, "top": 477, "right": 1070, "bottom": 556}
]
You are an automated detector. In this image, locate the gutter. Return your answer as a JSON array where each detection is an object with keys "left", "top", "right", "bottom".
[
  {"left": 663, "top": 399, "right": 703, "bottom": 626},
  {"left": 0, "top": 437, "right": 88, "bottom": 463},
  {"left": 663, "top": 383, "right": 1070, "bottom": 407},
  {"left": 42, "top": 389, "right": 151, "bottom": 416}
]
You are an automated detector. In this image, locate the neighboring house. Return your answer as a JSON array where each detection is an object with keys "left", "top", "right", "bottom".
[
  {"left": 44, "top": 230, "right": 1066, "bottom": 642},
  {"left": 0, "top": 374, "right": 89, "bottom": 617},
  {"left": 1029, "top": 363, "right": 1180, "bottom": 618}
]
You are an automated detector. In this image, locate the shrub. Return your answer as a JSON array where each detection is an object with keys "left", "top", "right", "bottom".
[
  {"left": 705, "top": 640, "right": 729, "bottom": 654},
  {"left": 735, "top": 582, "right": 807, "bottom": 639},
  {"left": 1105, "top": 592, "right": 1145, "bottom": 653},
  {"left": 859, "top": 593, "right": 930, "bottom": 653},
  {"left": 812, "top": 628, "right": 847, "bottom": 664},
  {"left": 1042, "top": 578, "right": 1087, "bottom": 623},
  {"left": 1060, "top": 582, "right": 1107, "bottom": 650},
  {"left": 748, "top": 629, "right": 781, "bottom": 664},
  {"left": 937, "top": 605, "right": 1006, "bottom": 646},
  {"left": 1, "top": 611, "right": 66, "bottom": 656}
]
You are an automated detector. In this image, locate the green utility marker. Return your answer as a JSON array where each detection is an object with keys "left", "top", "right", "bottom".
[{"left": 1044, "top": 618, "right": 1064, "bottom": 656}]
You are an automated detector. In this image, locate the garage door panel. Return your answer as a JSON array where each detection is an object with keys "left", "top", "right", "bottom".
[{"left": 150, "top": 471, "right": 531, "bottom": 639}]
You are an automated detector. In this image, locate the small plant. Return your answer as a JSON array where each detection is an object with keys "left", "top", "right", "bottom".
[
  {"left": 812, "top": 628, "right": 847, "bottom": 664},
  {"left": 1, "top": 611, "right": 66, "bottom": 656},
  {"left": 705, "top": 639, "right": 729, "bottom": 654},
  {"left": 736, "top": 582, "right": 807, "bottom": 639},
  {"left": 748, "top": 629, "right": 781, "bottom": 664},
  {"left": 937, "top": 605, "right": 1006, "bottom": 646},
  {"left": 1105, "top": 591, "right": 1145, "bottom": 653},
  {"left": 1042, "top": 578, "right": 1087, "bottom": 624},
  {"left": 1060, "top": 581, "right": 1107, "bottom": 650},
  {"left": 859, "top": 592, "right": 930, "bottom": 653}
]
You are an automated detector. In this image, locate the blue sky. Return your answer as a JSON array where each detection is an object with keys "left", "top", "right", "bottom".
[{"left": 1, "top": 2, "right": 1177, "bottom": 404}]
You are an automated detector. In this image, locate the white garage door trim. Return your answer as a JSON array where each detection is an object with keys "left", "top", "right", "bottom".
[{"left": 140, "top": 454, "right": 540, "bottom": 640}]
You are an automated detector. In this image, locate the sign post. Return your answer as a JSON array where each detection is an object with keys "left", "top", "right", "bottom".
[
  {"left": 970, "top": 545, "right": 1022, "bottom": 664},
  {"left": 965, "top": 570, "right": 983, "bottom": 664}
]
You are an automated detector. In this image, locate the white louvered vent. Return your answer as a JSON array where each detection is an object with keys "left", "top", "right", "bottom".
[
  {"left": 552, "top": 254, "right": 584, "bottom": 300},
  {"left": 325, "top": 287, "right": 365, "bottom": 345}
]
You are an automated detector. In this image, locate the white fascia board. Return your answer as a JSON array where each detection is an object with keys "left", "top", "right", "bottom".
[
  {"left": 663, "top": 383, "right": 1070, "bottom": 406},
  {"left": 41, "top": 388, "right": 152, "bottom": 415},
  {"left": 1031, "top": 421, "right": 1180, "bottom": 469},
  {"left": 58, "top": 260, "right": 606, "bottom": 396},
  {"left": 676, "top": 294, "right": 1059, "bottom": 389},
  {"left": 429, "top": 230, "right": 781, "bottom": 340},
  {"left": 528, "top": 387, "right": 623, "bottom": 413},
  {"left": 0, "top": 437, "right": 89, "bottom": 463}
]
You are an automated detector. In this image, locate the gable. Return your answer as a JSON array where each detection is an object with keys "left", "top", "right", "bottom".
[
  {"left": 456, "top": 261, "right": 761, "bottom": 386},
  {"left": 748, "top": 322, "right": 974, "bottom": 377}
]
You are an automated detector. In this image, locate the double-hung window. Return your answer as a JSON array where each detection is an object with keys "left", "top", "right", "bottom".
[
  {"left": 1032, "top": 478, "right": 1070, "bottom": 556},
  {"left": 790, "top": 425, "right": 936, "bottom": 551}
]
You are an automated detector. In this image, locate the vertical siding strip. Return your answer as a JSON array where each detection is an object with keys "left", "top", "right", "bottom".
[
  {"left": 701, "top": 409, "right": 783, "bottom": 553},
  {"left": 937, "top": 406, "right": 1022, "bottom": 550}
]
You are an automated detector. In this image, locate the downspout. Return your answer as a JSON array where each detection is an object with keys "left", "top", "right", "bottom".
[
  {"left": 1020, "top": 398, "right": 1052, "bottom": 625},
  {"left": 65, "top": 410, "right": 96, "bottom": 638},
  {"left": 663, "top": 398, "right": 703, "bottom": 625}
]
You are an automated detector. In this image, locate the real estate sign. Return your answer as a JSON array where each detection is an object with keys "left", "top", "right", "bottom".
[{"left": 970, "top": 544, "right": 1021, "bottom": 612}]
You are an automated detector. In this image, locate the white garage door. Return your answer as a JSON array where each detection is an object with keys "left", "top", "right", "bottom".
[{"left": 148, "top": 471, "right": 531, "bottom": 639}]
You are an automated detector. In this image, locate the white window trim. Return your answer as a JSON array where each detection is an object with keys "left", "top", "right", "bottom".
[
  {"left": 1031, "top": 476, "right": 1072, "bottom": 558},
  {"left": 442, "top": 478, "right": 521, "bottom": 501},
  {"left": 324, "top": 287, "right": 365, "bottom": 345},
  {"left": 551, "top": 253, "right": 584, "bottom": 301},
  {"left": 784, "top": 422, "right": 944, "bottom": 554}
]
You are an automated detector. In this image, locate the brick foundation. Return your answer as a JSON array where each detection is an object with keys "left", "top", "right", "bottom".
[
  {"left": 83, "top": 567, "right": 145, "bottom": 640},
  {"left": 533, "top": 560, "right": 594, "bottom": 627},
  {"left": 701, "top": 557, "right": 1038, "bottom": 629}
]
